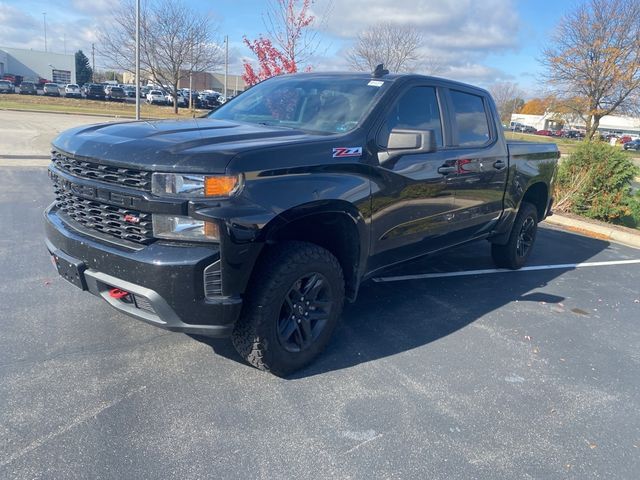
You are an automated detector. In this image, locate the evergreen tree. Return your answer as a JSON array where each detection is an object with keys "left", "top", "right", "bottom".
[{"left": 75, "top": 50, "right": 93, "bottom": 85}]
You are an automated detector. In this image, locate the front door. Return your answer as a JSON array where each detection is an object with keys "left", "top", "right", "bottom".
[{"left": 368, "top": 85, "right": 457, "bottom": 272}]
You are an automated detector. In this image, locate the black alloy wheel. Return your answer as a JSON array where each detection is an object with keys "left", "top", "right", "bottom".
[
  {"left": 516, "top": 217, "right": 536, "bottom": 258},
  {"left": 277, "top": 272, "right": 332, "bottom": 353}
]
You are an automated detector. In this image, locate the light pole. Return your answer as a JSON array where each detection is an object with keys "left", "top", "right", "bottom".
[
  {"left": 135, "top": 0, "right": 141, "bottom": 120},
  {"left": 224, "top": 35, "right": 228, "bottom": 101},
  {"left": 43, "top": 12, "right": 47, "bottom": 52}
]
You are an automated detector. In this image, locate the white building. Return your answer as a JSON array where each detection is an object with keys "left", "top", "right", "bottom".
[
  {"left": 511, "top": 112, "right": 640, "bottom": 137},
  {"left": 0, "top": 46, "right": 76, "bottom": 84}
]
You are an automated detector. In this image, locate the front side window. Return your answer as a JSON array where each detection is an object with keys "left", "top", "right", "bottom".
[
  {"left": 209, "top": 76, "right": 389, "bottom": 134},
  {"left": 380, "top": 86, "right": 443, "bottom": 147},
  {"left": 450, "top": 90, "right": 491, "bottom": 147}
]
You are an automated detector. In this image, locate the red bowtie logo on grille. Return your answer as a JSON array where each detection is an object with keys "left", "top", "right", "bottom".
[{"left": 123, "top": 214, "right": 141, "bottom": 224}]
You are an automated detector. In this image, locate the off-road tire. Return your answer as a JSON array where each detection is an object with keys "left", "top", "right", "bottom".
[
  {"left": 231, "top": 241, "right": 345, "bottom": 376},
  {"left": 491, "top": 202, "right": 539, "bottom": 269}
]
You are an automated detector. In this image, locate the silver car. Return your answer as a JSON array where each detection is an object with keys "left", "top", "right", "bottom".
[{"left": 0, "top": 80, "right": 16, "bottom": 94}]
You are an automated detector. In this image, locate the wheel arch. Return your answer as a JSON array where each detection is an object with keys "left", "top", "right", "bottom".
[
  {"left": 520, "top": 181, "right": 549, "bottom": 221},
  {"left": 259, "top": 200, "right": 369, "bottom": 301}
]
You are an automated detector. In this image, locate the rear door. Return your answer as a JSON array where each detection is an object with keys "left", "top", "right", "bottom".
[{"left": 440, "top": 87, "right": 509, "bottom": 240}]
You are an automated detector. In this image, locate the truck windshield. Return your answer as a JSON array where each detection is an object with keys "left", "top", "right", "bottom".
[{"left": 208, "top": 76, "right": 388, "bottom": 134}]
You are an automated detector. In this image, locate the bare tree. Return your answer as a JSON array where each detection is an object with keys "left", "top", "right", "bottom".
[
  {"left": 346, "top": 23, "right": 423, "bottom": 73},
  {"left": 540, "top": 0, "right": 640, "bottom": 139},
  {"left": 99, "top": 0, "right": 222, "bottom": 114},
  {"left": 489, "top": 82, "right": 525, "bottom": 123}
]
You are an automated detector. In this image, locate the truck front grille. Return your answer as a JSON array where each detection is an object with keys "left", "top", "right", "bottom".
[
  {"left": 52, "top": 150, "right": 152, "bottom": 191},
  {"left": 54, "top": 183, "right": 154, "bottom": 244}
]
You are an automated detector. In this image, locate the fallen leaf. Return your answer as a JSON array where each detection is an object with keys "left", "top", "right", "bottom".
[
  {"left": 44, "top": 281, "right": 51, "bottom": 286},
  {"left": 533, "top": 348, "right": 539, "bottom": 354}
]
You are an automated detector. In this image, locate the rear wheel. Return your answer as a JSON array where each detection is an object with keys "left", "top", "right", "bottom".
[
  {"left": 491, "top": 202, "right": 538, "bottom": 269},
  {"left": 232, "top": 241, "right": 344, "bottom": 376}
]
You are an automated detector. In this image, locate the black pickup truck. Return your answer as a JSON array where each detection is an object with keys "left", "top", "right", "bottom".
[{"left": 45, "top": 70, "right": 558, "bottom": 375}]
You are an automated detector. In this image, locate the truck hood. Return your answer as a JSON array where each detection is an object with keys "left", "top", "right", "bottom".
[{"left": 52, "top": 118, "right": 319, "bottom": 173}]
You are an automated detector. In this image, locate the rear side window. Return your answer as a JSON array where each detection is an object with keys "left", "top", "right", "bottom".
[
  {"left": 450, "top": 90, "right": 491, "bottom": 147},
  {"left": 381, "top": 87, "right": 443, "bottom": 147}
]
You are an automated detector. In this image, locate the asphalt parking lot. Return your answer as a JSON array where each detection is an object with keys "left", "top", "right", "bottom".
[
  {"left": 1, "top": 166, "right": 639, "bottom": 479},
  {"left": 1, "top": 110, "right": 639, "bottom": 479}
]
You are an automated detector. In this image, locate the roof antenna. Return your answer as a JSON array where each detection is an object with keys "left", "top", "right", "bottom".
[{"left": 372, "top": 64, "right": 389, "bottom": 78}]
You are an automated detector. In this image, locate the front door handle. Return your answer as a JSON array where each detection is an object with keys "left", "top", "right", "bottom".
[
  {"left": 493, "top": 160, "right": 507, "bottom": 170},
  {"left": 437, "top": 165, "right": 457, "bottom": 175}
]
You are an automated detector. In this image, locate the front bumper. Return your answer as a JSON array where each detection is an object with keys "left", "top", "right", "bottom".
[{"left": 44, "top": 205, "right": 242, "bottom": 337}]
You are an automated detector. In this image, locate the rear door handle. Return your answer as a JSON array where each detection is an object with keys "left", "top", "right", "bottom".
[
  {"left": 437, "top": 166, "right": 457, "bottom": 175},
  {"left": 493, "top": 160, "right": 507, "bottom": 170}
]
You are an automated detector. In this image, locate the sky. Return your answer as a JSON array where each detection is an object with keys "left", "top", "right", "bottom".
[{"left": 0, "top": 0, "right": 572, "bottom": 95}]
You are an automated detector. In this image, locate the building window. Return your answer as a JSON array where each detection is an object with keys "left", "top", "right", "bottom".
[{"left": 52, "top": 69, "right": 71, "bottom": 84}]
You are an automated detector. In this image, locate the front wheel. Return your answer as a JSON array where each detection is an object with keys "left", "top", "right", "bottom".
[
  {"left": 491, "top": 202, "right": 538, "bottom": 269},
  {"left": 232, "top": 241, "right": 345, "bottom": 376}
]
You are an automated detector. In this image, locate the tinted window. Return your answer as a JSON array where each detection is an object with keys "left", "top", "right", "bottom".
[
  {"left": 210, "top": 76, "right": 388, "bottom": 134},
  {"left": 382, "top": 87, "right": 443, "bottom": 147},
  {"left": 450, "top": 90, "right": 490, "bottom": 146}
]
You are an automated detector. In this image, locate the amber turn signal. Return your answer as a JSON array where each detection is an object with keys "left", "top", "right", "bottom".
[{"left": 204, "top": 175, "right": 239, "bottom": 197}]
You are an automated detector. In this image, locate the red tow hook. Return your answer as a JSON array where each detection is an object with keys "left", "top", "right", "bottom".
[{"left": 109, "top": 288, "right": 130, "bottom": 300}]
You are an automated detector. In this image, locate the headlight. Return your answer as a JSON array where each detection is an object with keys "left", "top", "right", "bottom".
[
  {"left": 152, "top": 214, "right": 219, "bottom": 242},
  {"left": 151, "top": 173, "right": 241, "bottom": 198}
]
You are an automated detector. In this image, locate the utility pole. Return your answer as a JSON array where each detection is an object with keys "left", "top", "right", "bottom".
[
  {"left": 224, "top": 35, "right": 228, "bottom": 101},
  {"left": 91, "top": 43, "right": 96, "bottom": 83},
  {"left": 42, "top": 13, "right": 47, "bottom": 52}
]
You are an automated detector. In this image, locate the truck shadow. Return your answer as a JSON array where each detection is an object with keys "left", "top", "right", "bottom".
[{"left": 194, "top": 226, "right": 615, "bottom": 378}]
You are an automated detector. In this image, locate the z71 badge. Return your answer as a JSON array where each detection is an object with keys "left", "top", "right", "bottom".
[{"left": 332, "top": 147, "right": 362, "bottom": 158}]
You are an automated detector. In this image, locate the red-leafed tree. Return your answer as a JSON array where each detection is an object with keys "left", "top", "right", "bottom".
[{"left": 243, "top": 0, "right": 318, "bottom": 86}]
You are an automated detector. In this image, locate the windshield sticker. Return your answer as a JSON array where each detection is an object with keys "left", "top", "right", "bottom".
[
  {"left": 333, "top": 147, "right": 363, "bottom": 158},
  {"left": 368, "top": 80, "right": 384, "bottom": 87}
]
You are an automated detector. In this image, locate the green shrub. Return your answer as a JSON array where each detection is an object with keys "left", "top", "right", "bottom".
[{"left": 554, "top": 141, "right": 639, "bottom": 225}]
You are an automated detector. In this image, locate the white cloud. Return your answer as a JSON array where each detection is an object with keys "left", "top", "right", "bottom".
[{"left": 310, "top": 0, "right": 521, "bottom": 85}]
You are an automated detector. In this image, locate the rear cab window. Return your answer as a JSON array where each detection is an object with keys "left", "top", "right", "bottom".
[{"left": 449, "top": 90, "right": 492, "bottom": 147}]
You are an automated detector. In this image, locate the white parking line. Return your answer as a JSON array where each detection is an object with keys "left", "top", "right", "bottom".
[{"left": 372, "top": 259, "right": 640, "bottom": 283}]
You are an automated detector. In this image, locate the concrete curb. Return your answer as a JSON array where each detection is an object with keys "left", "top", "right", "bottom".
[{"left": 544, "top": 214, "right": 640, "bottom": 249}]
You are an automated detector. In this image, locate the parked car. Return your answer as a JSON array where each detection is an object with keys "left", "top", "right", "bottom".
[
  {"left": 619, "top": 136, "right": 632, "bottom": 144},
  {"left": 146, "top": 89, "right": 166, "bottom": 105},
  {"left": 623, "top": 139, "right": 640, "bottom": 151},
  {"left": 84, "top": 84, "right": 106, "bottom": 100},
  {"left": 45, "top": 69, "right": 559, "bottom": 375},
  {"left": 564, "top": 130, "right": 584, "bottom": 139},
  {"left": 536, "top": 130, "right": 552, "bottom": 136},
  {"left": 105, "top": 86, "right": 126, "bottom": 102},
  {"left": 200, "top": 93, "right": 223, "bottom": 109},
  {"left": 166, "top": 92, "right": 188, "bottom": 107},
  {"left": 122, "top": 86, "right": 136, "bottom": 98},
  {"left": 0, "top": 80, "right": 16, "bottom": 93},
  {"left": 64, "top": 84, "right": 82, "bottom": 98},
  {"left": 19, "top": 81, "right": 37, "bottom": 95},
  {"left": 43, "top": 83, "right": 60, "bottom": 96}
]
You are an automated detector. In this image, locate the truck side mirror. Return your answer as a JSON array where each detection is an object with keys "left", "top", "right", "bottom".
[{"left": 378, "top": 129, "right": 437, "bottom": 165}]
